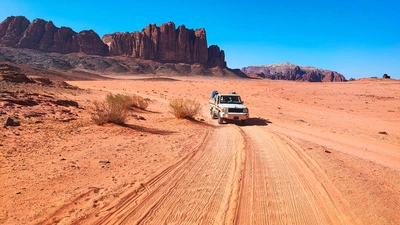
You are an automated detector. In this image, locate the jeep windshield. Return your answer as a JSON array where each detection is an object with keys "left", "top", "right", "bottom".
[{"left": 220, "top": 95, "right": 242, "bottom": 104}]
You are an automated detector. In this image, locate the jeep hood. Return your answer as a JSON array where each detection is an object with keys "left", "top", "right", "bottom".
[{"left": 219, "top": 104, "right": 247, "bottom": 109}]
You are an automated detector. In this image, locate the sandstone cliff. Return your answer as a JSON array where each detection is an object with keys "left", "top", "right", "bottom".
[
  {"left": 102, "top": 22, "right": 226, "bottom": 67},
  {"left": 242, "top": 62, "right": 346, "bottom": 82},
  {"left": 0, "top": 16, "right": 226, "bottom": 68}
]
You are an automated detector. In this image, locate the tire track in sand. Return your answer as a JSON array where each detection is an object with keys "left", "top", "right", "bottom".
[
  {"left": 93, "top": 119, "right": 362, "bottom": 224},
  {"left": 95, "top": 124, "right": 245, "bottom": 224},
  {"left": 236, "top": 126, "right": 362, "bottom": 225}
]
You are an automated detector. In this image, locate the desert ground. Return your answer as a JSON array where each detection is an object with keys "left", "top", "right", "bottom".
[{"left": 1, "top": 75, "right": 400, "bottom": 224}]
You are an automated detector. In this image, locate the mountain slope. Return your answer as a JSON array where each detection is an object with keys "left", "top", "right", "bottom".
[{"left": 0, "top": 47, "right": 245, "bottom": 79}]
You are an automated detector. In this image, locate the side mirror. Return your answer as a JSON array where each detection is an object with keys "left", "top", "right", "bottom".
[{"left": 241, "top": 101, "right": 244, "bottom": 104}]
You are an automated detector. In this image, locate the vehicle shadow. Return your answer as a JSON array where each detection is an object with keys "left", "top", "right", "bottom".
[{"left": 238, "top": 117, "right": 272, "bottom": 126}]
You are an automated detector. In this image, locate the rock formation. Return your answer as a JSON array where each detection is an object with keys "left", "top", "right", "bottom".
[
  {"left": 0, "top": 63, "right": 35, "bottom": 83},
  {"left": 241, "top": 62, "right": 346, "bottom": 82},
  {"left": 0, "top": 16, "right": 226, "bottom": 68},
  {"left": 102, "top": 22, "right": 226, "bottom": 67}
]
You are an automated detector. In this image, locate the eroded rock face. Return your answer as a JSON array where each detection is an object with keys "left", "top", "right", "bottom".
[
  {"left": 0, "top": 16, "right": 109, "bottom": 55},
  {"left": 102, "top": 22, "right": 225, "bottom": 67}
]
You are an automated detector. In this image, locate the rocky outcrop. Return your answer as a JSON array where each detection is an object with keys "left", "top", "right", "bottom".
[
  {"left": 0, "top": 16, "right": 109, "bottom": 55},
  {"left": 102, "top": 22, "right": 226, "bottom": 67},
  {"left": 242, "top": 62, "right": 346, "bottom": 82},
  {"left": 0, "top": 63, "right": 35, "bottom": 83},
  {"left": 0, "top": 16, "right": 226, "bottom": 68}
]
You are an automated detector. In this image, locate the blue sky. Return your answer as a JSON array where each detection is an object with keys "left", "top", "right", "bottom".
[{"left": 1, "top": 0, "right": 399, "bottom": 79}]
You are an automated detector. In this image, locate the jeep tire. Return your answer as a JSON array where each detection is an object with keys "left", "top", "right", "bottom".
[
  {"left": 217, "top": 113, "right": 223, "bottom": 124},
  {"left": 210, "top": 109, "right": 216, "bottom": 119}
]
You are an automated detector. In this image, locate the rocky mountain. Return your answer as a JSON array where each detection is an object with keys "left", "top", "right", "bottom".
[
  {"left": 242, "top": 62, "right": 346, "bottom": 82},
  {"left": 0, "top": 16, "right": 225, "bottom": 68}
]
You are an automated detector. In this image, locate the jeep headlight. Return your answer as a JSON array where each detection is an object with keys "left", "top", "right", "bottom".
[
  {"left": 221, "top": 107, "right": 225, "bottom": 113},
  {"left": 243, "top": 108, "right": 248, "bottom": 113}
]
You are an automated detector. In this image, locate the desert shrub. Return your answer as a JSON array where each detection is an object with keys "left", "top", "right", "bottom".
[
  {"left": 130, "top": 94, "right": 150, "bottom": 110},
  {"left": 169, "top": 98, "right": 201, "bottom": 119},
  {"left": 91, "top": 93, "right": 132, "bottom": 125}
]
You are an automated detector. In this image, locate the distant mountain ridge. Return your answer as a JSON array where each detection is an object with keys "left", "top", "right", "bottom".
[
  {"left": 0, "top": 16, "right": 225, "bottom": 68},
  {"left": 242, "top": 62, "right": 346, "bottom": 82}
]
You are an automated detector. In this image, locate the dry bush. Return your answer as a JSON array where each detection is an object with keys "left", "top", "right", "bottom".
[
  {"left": 131, "top": 94, "right": 150, "bottom": 110},
  {"left": 169, "top": 98, "right": 201, "bottom": 119},
  {"left": 91, "top": 93, "right": 132, "bottom": 125}
]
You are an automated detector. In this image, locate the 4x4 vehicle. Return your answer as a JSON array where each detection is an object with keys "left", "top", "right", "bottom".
[{"left": 209, "top": 91, "right": 249, "bottom": 124}]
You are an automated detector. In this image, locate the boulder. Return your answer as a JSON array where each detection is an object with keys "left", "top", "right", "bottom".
[
  {"left": 4, "top": 116, "right": 20, "bottom": 127},
  {"left": 54, "top": 100, "right": 79, "bottom": 108}
]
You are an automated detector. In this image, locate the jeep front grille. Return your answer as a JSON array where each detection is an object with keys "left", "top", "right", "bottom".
[{"left": 228, "top": 108, "right": 244, "bottom": 113}]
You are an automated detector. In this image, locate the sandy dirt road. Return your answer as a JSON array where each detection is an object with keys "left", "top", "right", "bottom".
[{"left": 89, "top": 120, "right": 360, "bottom": 224}]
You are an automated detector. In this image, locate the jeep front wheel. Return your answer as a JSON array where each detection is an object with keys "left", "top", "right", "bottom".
[
  {"left": 210, "top": 109, "right": 216, "bottom": 119},
  {"left": 217, "top": 113, "right": 223, "bottom": 124}
]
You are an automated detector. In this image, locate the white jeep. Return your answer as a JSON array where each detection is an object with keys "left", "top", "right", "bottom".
[{"left": 209, "top": 91, "right": 249, "bottom": 124}]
